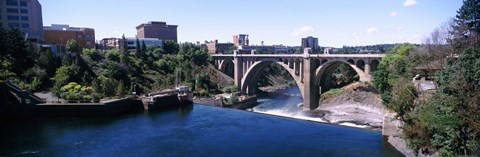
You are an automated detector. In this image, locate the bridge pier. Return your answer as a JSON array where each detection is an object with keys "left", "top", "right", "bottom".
[
  {"left": 302, "top": 49, "right": 320, "bottom": 110},
  {"left": 234, "top": 56, "right": 243, "bottom": 91},
  {"left": 364, "top": 60, "right": 371, "bottom": 75}
]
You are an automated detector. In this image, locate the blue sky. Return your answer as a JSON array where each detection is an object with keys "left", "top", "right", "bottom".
[{"left": 41, "top": 0, "right": 462, "bottom": 47}]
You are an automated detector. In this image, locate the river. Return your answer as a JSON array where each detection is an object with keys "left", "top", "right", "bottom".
[{"left": 0, "top": 88, "right": 402, "bottom": 157}]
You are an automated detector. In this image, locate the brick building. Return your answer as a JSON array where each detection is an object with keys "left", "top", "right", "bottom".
[
  {"left": 43, "top": 24, "right": 95, "bottom": 49},
  {"left": 136, "top": 21, "right": 177, "bottom": 42},
  {"left": 205, "top": 40, "right": 234, "bottom": 54}
]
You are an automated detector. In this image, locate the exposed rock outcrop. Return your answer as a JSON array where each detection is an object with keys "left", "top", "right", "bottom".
[{"left": 315, "top": 82, "right": 385, "bottom": 129}]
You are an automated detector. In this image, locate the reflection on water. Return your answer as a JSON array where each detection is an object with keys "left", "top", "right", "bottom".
[{"left": 0, "top": 103, "right": 401, "bottom": 157}]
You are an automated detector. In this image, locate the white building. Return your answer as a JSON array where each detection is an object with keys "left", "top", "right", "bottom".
[{"left": 100, "top": 37, "right": 163, "bottom": 50}]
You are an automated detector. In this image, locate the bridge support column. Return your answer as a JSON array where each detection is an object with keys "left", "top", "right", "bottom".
[
  {"left": 294, "top": 60, "right": 300, "bottom": 75},
  {"left": 300, "top": 61, "right": 304, "bottom": 83},
  {"left": 359, "top": 60, "right": 371, "bottom": 82},
  {"left": 302, "top": 58, "right": 319, "bottom": 110},
  {"left": 364, "top": 60, "right": 370, "bottom": 75},
  {"left": 288, "top": 60, "right": 293, "bottom": 69},
  {"left": 234, "top": 57, "right": 244, "bottom": 91}
]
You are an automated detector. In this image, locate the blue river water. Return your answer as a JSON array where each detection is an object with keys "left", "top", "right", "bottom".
[{"left": 0, "top": 88, "right": 402, "bottom": 157}]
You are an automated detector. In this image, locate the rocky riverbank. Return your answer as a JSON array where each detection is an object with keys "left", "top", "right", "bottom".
[
  {"left": 302, "top": 82, "right": 385, "bottom": 129},
  {"left": 310, "top": 82, "right": 420, "bottom": 156}
]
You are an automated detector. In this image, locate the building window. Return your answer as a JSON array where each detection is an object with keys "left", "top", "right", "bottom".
[
  {"left": 6, "top": 0, "right": 18, "bottom": 6},
  {"left": 86, "top": 34, "right": 90, "bottom": 39},
  {"left": 20, "top": 9, "right": 28, "bottom": 14},
  {"left": 77, "top": 34, "right": 82, "bottom": 39},
  {"left": 86, "top": 41, "right": 91, "bottom": 46},
  {"left": 21, "top": 16, "right": 28, "bottom": 21},
  {"left": 19, "top": 1, "right": 27, "bottom": 6},
  {"left": 8, "top": 23, "right": 20, "bottom": 28},
  {"left": 7, "top": 8, "right": 18, "bottom": 13},
  {"left": 7, "top": 16, "right": 19, "bottom": 21},
  {"left": 21, "top": 23, "right": 29, "bottom": 28}
]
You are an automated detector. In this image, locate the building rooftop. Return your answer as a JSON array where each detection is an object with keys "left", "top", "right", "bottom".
[
  {"left": 136, "top": 21, "right": 178, "bottom": 29},
  {"left": 43, "top": 24, "right": 93, "bottom": 31},
  {"left": 124, "top": 37, "right": 161, "bottom": 40}
]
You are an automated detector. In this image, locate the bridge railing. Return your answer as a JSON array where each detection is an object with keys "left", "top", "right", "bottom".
[
  {"left": 5, "top": 81, "right": 46, "bottom": 103},
  {"left": 211, "top": 53, "right": 385, "bottom": 58}
]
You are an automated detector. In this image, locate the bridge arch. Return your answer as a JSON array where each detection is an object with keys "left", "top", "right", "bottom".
[
  {"left": 370, "top": 59, "right": 380, "bottom": 72},
  {"left": 355, "top": 59, "right": 365, "bottom": 71},
  {"left": 240, "top": 59, "right": 305, "bottom": 98},
  {"left": 219, "top": 59, "right": 234, "bottom": 78},
  {"left": 314, "top": 59, "right": 369, "bottom": 93}
]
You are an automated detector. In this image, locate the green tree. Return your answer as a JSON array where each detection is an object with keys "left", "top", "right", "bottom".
[
  {"left": 331, "top": 64, "right": 358, "bottom": 87},
  {"left": 141, "top": 40, "right": 148, "bottom": 61},
  {"left": 51, "top": 65, "right": 80, "bottom": 97},
  {"left": 372, "top": 43, "right": 416, "bottom": 108},
  {"left": 36, "top": 49, "right": 61, "bottom": 77},
  {"left": 163, "top": 40, "right": 179, "bottom": 54},
  {"left": 135, "top": 38, "right": 141, "bottom": 56},
  {"left": 116, "top": 80, "right": 126, "bottom": 98},
  {"left": 105, "top": 48, "right": 120, "bottom": 62},
  {"left": 455, "top": 0, "right": 480, "bottom": 34},
  {"left": 450, "top": 0, "right": 480, "bottom": 50},
  {"left": 120, "top": 34, "right": 129, "bottom": 65},
  {"left": 66, "top": 39, "right": 81, "bottom": 54},
  {"left": 4, "top": 28, "right": 34, "bottom": 76}
]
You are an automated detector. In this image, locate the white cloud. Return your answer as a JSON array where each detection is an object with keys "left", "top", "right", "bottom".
[
  {"left": 390, "top": 12, "right": 398, "bottom": 17},
  {"left": 403, "top": 0, "right": 417, "bottom": 7},
  {"left": 291, "top": 26, "right": 314, "bottom": 37},
  {"left": 396, "top": 26, "right": 404, "bottom": 31},
  {"left": 366, "top": 27, "right": 377, "bottom": 34}
]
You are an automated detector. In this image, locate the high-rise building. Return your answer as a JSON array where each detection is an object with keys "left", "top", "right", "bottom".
[
  {"left": 0, "top": 0, "right": 43, "bottom": 42},
  {"left": 301, "top": 36, "right": 319, "bottom": 51},
  {"left": 233, "top": 34, "right": 249, "bottom": 47},
  {"left": 43, "top": 24, "right": 95, "bottom": 49},
  {"left": 136, "top": 21, "right": 178, "bottom": 42}
]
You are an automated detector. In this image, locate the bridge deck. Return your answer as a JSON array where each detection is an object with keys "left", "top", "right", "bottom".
[{"left": 211, "top": 54, "right": 385, "bottom": 58}]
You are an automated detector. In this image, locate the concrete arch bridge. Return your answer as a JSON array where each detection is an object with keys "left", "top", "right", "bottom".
[{"left": 212, "top": 49, "right": 384, "bottom": 110}]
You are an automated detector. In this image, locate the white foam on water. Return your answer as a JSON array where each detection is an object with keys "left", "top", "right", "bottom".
[
  {"left": 338, "top": 122, "right": 370, "bottom": 129},
  {"left": 253, "top": 108, "right": 328, "bottom": 123},
  {"left": 253, "top": 107, "right": 373, "bottom": 129}
]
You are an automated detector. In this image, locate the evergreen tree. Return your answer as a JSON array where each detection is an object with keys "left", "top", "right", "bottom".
[
  {"left": 135, "top": 38, "right": 141, "bottom": 59},
  {"left": 451, "top": 0, "right": 480, "bottom": 50},
  {"left": 163, "top": 40, "right": 179, "bottom": 54},
  {"left": 120, "top": 34, "right": 129, "bottom": 65},
  {"left": 6, "top": 28, "right": 34, "bottom": 76},
  {"left": 141, "top": 40, "right": 147, "bottom": 61},
  {"left": 456, "top": 0, "right": 480, "bottom": 34}
]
